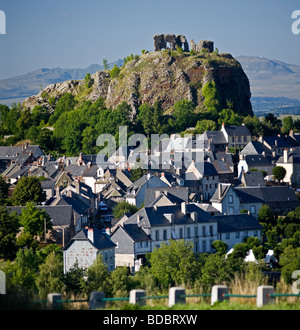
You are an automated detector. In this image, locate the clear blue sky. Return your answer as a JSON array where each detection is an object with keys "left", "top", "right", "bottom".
[{"left": 0, "top": 0, "right": 299, "bottom": 79}]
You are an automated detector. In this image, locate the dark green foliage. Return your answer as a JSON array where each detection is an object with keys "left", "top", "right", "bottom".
[
  {"left": 110, "top": 64, "right": 120, "bottom": 78},
  {"left": 112, "top": 201, "right": 138, "bottom": 219},
  {"left": 11, "top": 177, "right": 46, "bottom": 206},
  {"left": 272, "top": 166, "right": 287, "bottom": 182}
]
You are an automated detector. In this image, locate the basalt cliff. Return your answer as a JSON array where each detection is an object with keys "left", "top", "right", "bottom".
[{"left": 23, "top": 35, "right": 253, "bottom": 117}]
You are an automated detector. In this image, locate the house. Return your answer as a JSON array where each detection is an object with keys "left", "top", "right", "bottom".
[
  {"left": 238, "top": 154, "right": 274, "bottom": 178},
  {"left": 260, "top": 135, "right": 300, "bottom": 157},
  {"left": 111, "top": 202, "right": 218, "bottom": 269},
  {"left": 221, "top": 123, "right": 251, "bottom": 150},
  {"left": 210, "top": 183, "right": 241, "bottom": 215},
  {"left": 240, "top": 140, "right": 272, "bottom": 157},
  {"left": 125, "top": 173, "right": 169, "bottom": 208},
  {"left": 63, "top": 226, "right": 116, "bottom": 273},
  {"left": 216, "top": 214, "right": 263, "bottom": 249},
  {"left": 200, "top": 130, "right": 228, "bottom": 152},
  {"left": 211, "top": 183, "right": 300, "bottom": 216},
  {"left": 276, "top": 149, "right": 300, "bottom": 186},
  {"left": 184, "top": 160, "right": 219, "bottom": 201}
]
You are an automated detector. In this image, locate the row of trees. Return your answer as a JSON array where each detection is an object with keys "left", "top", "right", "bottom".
[{"left": 1, "top": 92, "right": 297, "bottom": 157}]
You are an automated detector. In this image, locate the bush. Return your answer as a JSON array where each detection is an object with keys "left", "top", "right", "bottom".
[{"left": 110, "top": 65, "right": 120, "bottom": 78}]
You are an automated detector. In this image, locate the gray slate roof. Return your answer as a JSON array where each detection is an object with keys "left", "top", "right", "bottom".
[{"left": 216, "top": 214, "right": 263, "bottom": 233}]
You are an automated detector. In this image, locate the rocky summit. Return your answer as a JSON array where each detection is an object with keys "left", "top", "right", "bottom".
[{"left": 23, "top": 36, "right": 253, "bottom": 117}]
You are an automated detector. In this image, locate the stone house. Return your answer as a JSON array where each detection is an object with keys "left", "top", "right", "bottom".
[
  {"left": 63, "top": 226, "right": 116, "bottom": 273},
  {"left": 276, "top": 149, "right": 300, "bottom": 186},
  {"left": 221, "top": 123, "right": 251, "bottom": 150},
  {"left": 111, "top": 202, "right": 218, "bottom": 270}
]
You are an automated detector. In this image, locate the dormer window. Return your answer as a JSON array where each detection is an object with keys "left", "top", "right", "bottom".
[{"left": 97, "top": 167, "right": 104, "bottom": 177}]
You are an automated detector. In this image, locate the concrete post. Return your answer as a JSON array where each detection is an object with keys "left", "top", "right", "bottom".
[
  {"left": 129, "top": 289, "right": 146, "bottom": 306},
  {"left": 47, "top": 293, "right": 62, "bottom": 310},
  {"left": 168, "top": 287, "right": 186, "bottom": 307},
  {"left": 256, "top": 285, "right": 275, "bottom": 308},
  {"left": 211, "top": 285, "right": 229, "bottom": 305},
  {"left": 0, "top": 270, "right": 6, "bottom": 294},
  {"left": 89, "top": 291, "right": 106, "bottom": 310}
]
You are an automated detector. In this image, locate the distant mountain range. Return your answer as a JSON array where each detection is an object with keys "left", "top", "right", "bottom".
[{"left": 1, "top": 55, "right": 300, "bottom": 114}]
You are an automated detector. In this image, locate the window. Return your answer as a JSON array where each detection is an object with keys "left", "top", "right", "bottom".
[
  {"left": 238, "top": 136, "right": 241, "bottom": 142},
  {"left": 138, "top": 241, "right": 142, "bottom": 248},
  {"left": 232, "top": 137, "right": 235, "bottom": 142},
  {"left": 244, "top": 136, "right": 247, "bottom": 142},
  {"left": 202, "top": 226, "right": 206, "bottom": 236},
  {"left": 187, "top": 227, "right": 191, "bottom": 238},
  {"left": 155, "top": 230, "right": 159, "bottom": 241},
  {"left": 228, "top": 207, "right": 234, "bottom": 215},
  {"left": 228, "top": 195, "right": 233, "bottom": 203},
  {"left": 235, "top": 231, "right": 240, "bottom": 238},
  {"left": 254, "top": 230, "right": 258, "bottom": 237},
  {"left": 163, "top": 229, "right": 167, "bottom": 240},
  {"left": 179, "top": 228, "right": 183, "bottom": 239},
  {"left": 144, "top": 241, "right": 149, "bottom": 247},
  {"left": 202, "top": 240, "right": 206, "bottom": 252},
  {"left": 210, "top": 225, "right": 214, "bottom": 236},
  {"left": 250, "top": 205, "right": 256, "bottom": 214},
  {"left": 226, "top": 232, "right": 230, "bottom": 239}
]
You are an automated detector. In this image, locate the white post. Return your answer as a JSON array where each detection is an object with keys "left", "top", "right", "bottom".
[
  {"left": 211, "top": 285, "right": 229, "bottom": 305},
  {"left": 0, "top": 271, "right": 6, "bottom": 294},
  {"left": 257, "top": 285, "right": 275, "bottom": 308},
  {"left": 168, "top": 287, "right": 186, "bottom": 307}
]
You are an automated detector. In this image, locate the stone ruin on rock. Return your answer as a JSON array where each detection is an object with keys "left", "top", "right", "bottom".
[{"left": 153, "top": 34, "right": 214, "bottom": 53}]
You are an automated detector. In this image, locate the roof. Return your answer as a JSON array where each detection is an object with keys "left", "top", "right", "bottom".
[
  {"left": 204, "top": 131, "right": 227, "bottom": 144},
  {"left": 235, "top": 186, "right": 299, "bottom": 203},
  {"left": 8, "top": 205, "right": 73, "bottom": 226},
  {"left": 122, "top": 224, "right": 152, "bottom": 242},
  {"left": 241, "top": 171, "right": 266, "bottom": 187},
  {"left": 144, "top": 186, "right": 189, "bottom": 207},
  {"left": 64, "top": 227, "right": 116, "bottom": 250},
  {"left": 210, "top": 183, "right": 232, "bottom": 202},
  {"left": 216, "top": 214, "right": 263, "bottom": 233},
  {"left": 125, "top": 203, "right": 215, "bottom": 228},
  {"left": 240, "top": 140, "right": 271, "bottom": 156},
  {"left": 277, "top": 151, "right": 300, "bottom": 164},
  {"left": 242, "top": 155, "right": 272, "bottom": 166},
  {"left": 222, "top": 125, "right": 251, "bottom": 136}
]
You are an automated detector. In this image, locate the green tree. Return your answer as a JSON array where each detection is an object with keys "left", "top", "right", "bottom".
[
  {"left": 149, "top": 239, "right": 197, "bottom": 289},
  {"left": 19, "top": 202, "right": 52, "bottom": 240},
  {"left": 272, "top": 166, "right": 286, "bottom": 183},
  {"left": 279, "top": 245, "right": 300, "bottom": 284},
  {"left": 103, "top": 58, "right": 109, "bottom": 70},
  {"left": 110, "top": 64, "right": 120, "bottom": 78},
  {"left": 0, "top": 206, "right": 19, "bottom": 259},
  {"left": 194, "top": 119, "right": 216, "bottom": 134},
  {"left": 0, "top": 176, "right": 9, "bottom": 205},
  {"left": 11, "top": 177, "right": 46, "bottom": 206},
  {"left": 113, "top": 201, "right": 138, "bottom": 219},
  {"left": 81, "top": 254, "right": 110, "bottom": 295},
  {"left": 84, "top": 73, "right": 94, "bottom": 88},
  {"left": 281, "top": 116, "right": 294, "bottom": 135},
  {"left": 63, "top": 260, "right": 86, "bottom": 294},
  {"left": 36, "top": 251, "right": 65, "bottom": 299},
  {"left": 172, "top": 100, "right": 196, "bottom": 132},
  {"left": 107, "top": 266, "right": 135, "bottom": 297}
]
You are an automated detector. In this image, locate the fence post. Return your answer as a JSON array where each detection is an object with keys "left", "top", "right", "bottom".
[
  {"left": 89, "top": 291, "right": 106, "bottom": 310},
  {"left": 129, "top": 289, "right": 146, "bottom": 306},
  {"left": 168, "top": 287, "right": 186, "bottom": 307},
  {"left": 0, "top": 270, "right": 6, "bottom": 294},
  {"left": 211, "top": 285, "right": 229, "bottom": 305},
  {"left": 47, "top": 293, "right": 62, "bottom": 310},
  {"left": 256, "top": 285, "right": 275, "bottom": 308}
]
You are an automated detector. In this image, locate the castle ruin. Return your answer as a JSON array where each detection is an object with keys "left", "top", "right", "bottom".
[{"left": 153, "top": 34, "right": 214, "bottom": 53}]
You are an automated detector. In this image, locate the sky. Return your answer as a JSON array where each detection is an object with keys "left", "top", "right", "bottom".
[{"left": 0, "top": 0, "right": 299, "bottom": 79}]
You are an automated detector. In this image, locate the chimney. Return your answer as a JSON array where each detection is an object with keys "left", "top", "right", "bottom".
[
  {"left": 87, "top": 227, "right": 94, "bottom": 243},
  {"left": 137, "top": 214, "right": 140, "bottom": 223},
  {"left": 106, "top": 227, "right": 111, "bottom": 236},
  {"left": 181, "top": 202, "right": 187, "bottom": 215},
  {"left": 56, "top": 186, "right": 60, "bottom": 198},
  {"left": 218, "top": 184, "right": 222, "bottom": 199},
  {"left": 283, "top": 148, "right": 288, "bottom": 163}
]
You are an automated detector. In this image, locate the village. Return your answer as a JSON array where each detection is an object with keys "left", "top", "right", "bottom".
[{"left": 1, "top": 122, "right": 300, "bottom": 274}]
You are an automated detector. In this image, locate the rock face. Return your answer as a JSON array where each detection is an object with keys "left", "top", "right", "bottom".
[{"left": 23, "top": 43, "right": 253, "bottom": 117}]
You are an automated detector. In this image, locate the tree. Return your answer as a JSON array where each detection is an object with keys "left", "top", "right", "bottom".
[
  {"left": 172, "top": 100, "right": 196, "bottom": 132},
  {"left": 11, "top": 177, "right": 46, "bottom": 206},
  {"left": 281, "top": 116, "right": 294, "bottom": 135},
  {"left": 110, "top": 64, "right": 120, "bottom": 78},
  {"left": 103, "top": 58, "right": 109, "bottom": 70},
  {"left": 0, "top": 176, "right": 9, "bottom": 205},
  {"left": 81, "top": 254, "right": 110, "bottom": 295},
  {"left": 148, "top": 239, "right": 198, "bottom": 289},
  {"left": 0, "top": 206, "right": 19, "bottom": 259},
  {"left": 272, "top": 166, "right": 286, "bottom": 183},
  {"left": 279, "top": 245, "right": 300, "bottom": 284},
  {"left": 84, "top": 73, "right": 94, "bottom": 88},
  {"left": 113, "top": 201, "right": 138, "bottom": 219},
  {"left": 194, "top": 119, "right": 216, "bottom": 134},
  {"left": 19, "top": 202, "right": 52, "bottom": 240},
  {"left": 36, "top": 251, "right": 65, "bottom": 299}
]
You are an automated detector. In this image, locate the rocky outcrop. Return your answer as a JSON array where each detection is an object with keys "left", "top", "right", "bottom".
[
  {"left": 154, "top": 34, "right": 189, "bottom": 52},
  {"left": 23, "top": 47, "right": 253, "bottom": 117}
]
